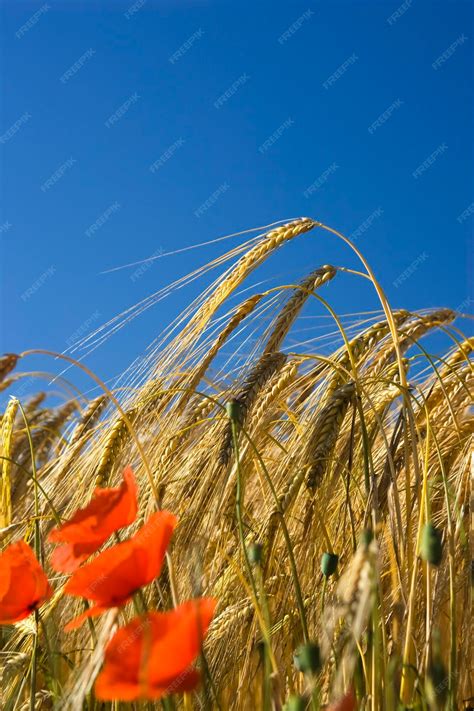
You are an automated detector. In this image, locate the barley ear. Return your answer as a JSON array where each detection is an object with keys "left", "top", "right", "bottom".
[{"left": 0, "top": 398, "right": 19, "bottom": 529}]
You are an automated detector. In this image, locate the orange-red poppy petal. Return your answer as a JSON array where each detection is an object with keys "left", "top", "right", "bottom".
[
  {"left": 63, "top": 512, "right": 177, "bottom": 629},
  {"left": 0, "top": 541, "right": 52, "bottom": 625},
  {"left": 64, "top": 604, "right": 113, "bottom": 632},
  {"left": 104, "top": 600, "right": 216, "bottom": 683},
  {"left": 49, "top": 466, "right": 137, "bottom": 543},
  {"left": 94, "top": 600, "right": 216, "bottom": 701},
  {"left": 50, "top": 541, "right": 100, "bottom": 574},
  {"left": 48, "top": 467, "right": 138, "bottom": 573},
  {"left": 63, "top": 542, "right": 139, "bottom": 603},
  {"left": 148, "top": 598, "right": 217, "bottom": 685},
  {"left": 95, "top": 666, "right": 200, "bottom": 701}
]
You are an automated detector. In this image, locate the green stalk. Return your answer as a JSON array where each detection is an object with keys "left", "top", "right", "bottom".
[{"left": 255, "top": 562, "right": 271, "bottom": 711}]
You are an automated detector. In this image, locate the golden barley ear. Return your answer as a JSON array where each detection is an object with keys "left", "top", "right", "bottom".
[
  {"left": 0, "top": 398, "right": 19, "bottom": 529},
  {"left": 0, "top": 353, "right": 19, "bottom": 384}
]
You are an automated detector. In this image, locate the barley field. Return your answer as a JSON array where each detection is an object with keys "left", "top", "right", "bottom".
[{"left": 0, "top": 218, "right": 472, "bottom": 710}]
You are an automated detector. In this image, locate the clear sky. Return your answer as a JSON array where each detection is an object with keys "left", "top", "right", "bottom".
[{"left": 1, "top": 0, "right": 472, "bottom": 397}]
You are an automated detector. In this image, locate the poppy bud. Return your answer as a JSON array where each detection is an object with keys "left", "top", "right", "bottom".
[
  {"left": 420, "top": 523, "right": 443, "bottom": 566},
  {"left": 284, "top": 695, "right": 307, "bottom": 711},
  {"left": 321, "top": 552, "right": 339, "bottom": 577},
  {"left": 360, "top": 528, "right": 373, "bottom": 549},
  {"left": 293, "top": 642, "right": 321, "bottom": 675},
  {"left": 248, "top": 542, "right": 263, "bottom": 566},
  {"left": 226, "top": 399, "right": 242, "bottom": 422}
]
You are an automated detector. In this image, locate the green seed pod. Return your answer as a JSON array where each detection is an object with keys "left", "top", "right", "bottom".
[
  {"left": 360, "top": 528, "right": 374, "bottom": 549},
  {"left": 248, "top": 542, "right": 263, "bottom": 566},
  {"left": 293, "top": 642, "right": 321, "bottom": 675},
  {"left": 420, "top": 523, "right": 443, "bottom": 566},
  {"left": 284, "top": 695, "right": 307, "bottom": 711},
  {"left": 321, "top": 552, "right": 339, "bottom": 577},
  {"left": 226, "top": 398, "right": 242, "bottom": 422}
]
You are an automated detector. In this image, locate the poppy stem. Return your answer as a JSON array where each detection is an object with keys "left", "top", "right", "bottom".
[
  {"left": 255, "top": 563, "right": 272, "bottom": 711},
  {"left": 39, "top": 616, "right": 60, "bottom": 700}
]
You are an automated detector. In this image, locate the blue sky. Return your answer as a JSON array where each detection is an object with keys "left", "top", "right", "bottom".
[{"left": 1, "top": 0, "right": 472, "bottom": 397}]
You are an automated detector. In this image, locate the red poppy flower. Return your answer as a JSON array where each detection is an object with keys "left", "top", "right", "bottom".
[
  {"left": 327, "top": 688, "right": 357, "bottom": 711},
  {"left": 48, "top": 466, "right": 138, "bottom": 573},
  {"left": 63, "top": 511, "right": 177, "bottom": 630},
  {"left": 0, "top": 541, "right": 52, "bottom": 624},
  {"left": 95, "top": 598, "right": 217, "bottom": 701}
]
